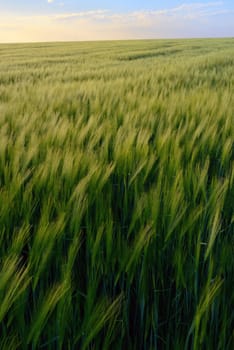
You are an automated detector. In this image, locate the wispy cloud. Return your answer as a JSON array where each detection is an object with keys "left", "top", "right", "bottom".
[
  {"left": 46, "top": 2, "right": 231, "bottom": 23},
  {"left": 116, "top": 1, "right": 228, "bottom": 21},
  {"left": 52, "top": 10, "right": 110, "bottom": 21},
  {"left": 0, "top": 2, "right": 233, "bottom": 43}
]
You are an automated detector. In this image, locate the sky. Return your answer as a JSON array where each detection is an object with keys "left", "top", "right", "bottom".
[{"left": 0, "top": 1, "right": 233, "bottom": 42}]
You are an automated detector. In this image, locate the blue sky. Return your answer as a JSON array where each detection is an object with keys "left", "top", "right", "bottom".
[
  {"left": 0, "top": 1, "right": 233, "bottom": 42},
  {"left": 1, "top": 1, "right": 234, "bottom": 13}
]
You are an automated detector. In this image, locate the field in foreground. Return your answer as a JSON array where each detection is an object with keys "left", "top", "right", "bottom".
[{"left": 0, "top": 38, "right": 233, "bottom": 349}]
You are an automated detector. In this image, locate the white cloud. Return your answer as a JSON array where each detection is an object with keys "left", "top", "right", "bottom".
[
  {"left": 0, "top": 2, "right": 233, "bottom": 43},
  {"left": 52, "top": 10, "right": 110, "bottom": 21},
  {"left": 47, "top": 2, "right": 229, "bottom": 23}
]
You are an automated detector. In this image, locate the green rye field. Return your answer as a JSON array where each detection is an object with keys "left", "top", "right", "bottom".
[{"left": 0, "top": 38, "right": 233, "bottom": 349}]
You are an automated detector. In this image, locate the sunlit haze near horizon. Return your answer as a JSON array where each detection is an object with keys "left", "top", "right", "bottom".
[{"left": 0, "top": 0, "right": 234, "bottom": 43}]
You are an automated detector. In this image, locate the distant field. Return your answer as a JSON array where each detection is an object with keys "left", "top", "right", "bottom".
[{"left": 0, "top": 39, "right": 233, "bottom": 349}]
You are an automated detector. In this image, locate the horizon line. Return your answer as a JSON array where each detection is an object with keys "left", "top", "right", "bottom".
[{"left": 1, "top": 35, "right": 233, "bottom": 45}]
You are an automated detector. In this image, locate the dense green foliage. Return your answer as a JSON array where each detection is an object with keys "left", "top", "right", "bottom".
[{"left": 0, "top": 38, "right": 233, "bottom": 349}]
